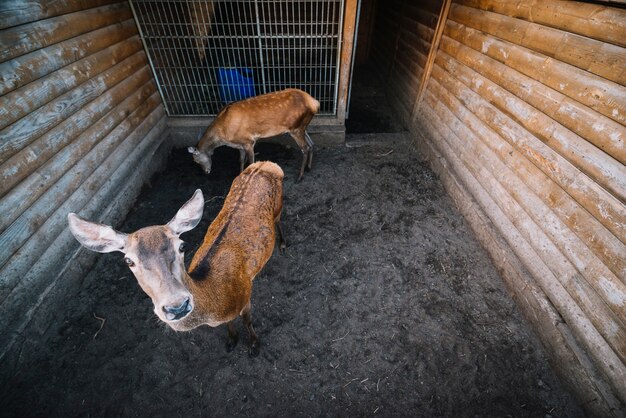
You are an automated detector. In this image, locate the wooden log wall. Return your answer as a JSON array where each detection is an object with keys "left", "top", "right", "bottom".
[
  {"left": 369, "top": 0, "right": 443, "bottom": 126},
  {"left": 373, "top": 0, "right": 626, "bottom": 415},
  {"left": 0, "top": 1, "right": 170, "bottom": 362}
]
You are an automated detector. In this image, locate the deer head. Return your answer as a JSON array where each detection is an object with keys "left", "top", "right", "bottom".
[
  {"left": 67, "top": 190, "right": 205, "bottom": 325},
  {"left": 188, "top": 146, "right": 213, "bottom": 174}
]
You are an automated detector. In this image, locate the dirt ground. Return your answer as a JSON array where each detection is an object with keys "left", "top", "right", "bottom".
[{"left": 1, "top": 126, "right": 584, "bottom": 416}]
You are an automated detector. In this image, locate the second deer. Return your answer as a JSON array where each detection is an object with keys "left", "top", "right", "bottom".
[{"left": 188, "top": 88, "right": 319, "bottom": 182}]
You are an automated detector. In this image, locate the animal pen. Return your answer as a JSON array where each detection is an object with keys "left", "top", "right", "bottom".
[{"left": 0, "top": 0, "right": 625, "bottom": 416}]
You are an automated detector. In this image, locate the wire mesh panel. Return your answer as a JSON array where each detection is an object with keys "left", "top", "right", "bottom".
[{"left": 130, "top": 0, "right": 344, "bottom": 116}]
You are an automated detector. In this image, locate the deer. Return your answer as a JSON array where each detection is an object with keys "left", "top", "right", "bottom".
[
  {"left": 188, "top": 88, "right": 319, "bottom": 182},
  {"left": 67, "top": 161, "right": 285, "bottom": 356}
]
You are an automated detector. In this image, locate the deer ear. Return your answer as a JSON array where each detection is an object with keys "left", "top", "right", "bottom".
[
  {"left": 68, "top": 213, "right": 128, "bottom": 253},
  {"left": 167, "top": 189, "right": 204, "bottom": 235},
  {"left": 188, "top": 146, "right": 199, "bottom": 155}
]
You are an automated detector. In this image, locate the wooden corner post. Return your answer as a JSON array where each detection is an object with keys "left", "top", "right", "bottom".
[{"left": 411, "top": 0, "right": 452, "bottom": 121}]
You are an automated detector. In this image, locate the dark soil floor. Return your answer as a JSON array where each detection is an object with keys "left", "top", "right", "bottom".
[{"left": 2, "top": 132, "right": 583, "bottom": 416}]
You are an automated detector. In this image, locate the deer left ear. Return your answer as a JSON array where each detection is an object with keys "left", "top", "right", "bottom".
[
  {"left": 68, "top": 213, "right": 128, "bottom": 253},
  {"left": 167, "top": 189, "right": 205, "bottom": 235}
]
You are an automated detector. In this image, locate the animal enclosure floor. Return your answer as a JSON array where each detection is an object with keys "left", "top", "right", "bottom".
[{"left": 2, "top": 133, "right": 582, "bottom": 417}]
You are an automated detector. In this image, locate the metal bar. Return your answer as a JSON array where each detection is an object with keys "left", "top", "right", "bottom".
[
  {"left": 130, "top": 0, "right": 345, "bottom": 117},
  {"left": 129, "top": 0, "right": 170, "bottom": 116},
  {"left": 254, "top": 0, "right": 267, "bottom": 94}
]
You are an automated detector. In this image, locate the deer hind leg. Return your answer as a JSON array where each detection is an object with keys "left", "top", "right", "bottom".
[
  {"left": 226, "top": 320, "right": 239, "bottom": 352},
  {"left": 289, "top": 130, "right": 310, "bottom": 182},
  {"left": 304, "top": 130, "right": 314, "bottom": 170},
  {"left": 275, "top": 215, "right": 286, "bottom": 255},
  {"left": 238, "top": 149, "right": 246, "bottom": 172},
  {"left": 241, "top": 301, "right": 260, "bottom": 357},
  {"left": 245, "top": 143, "right": 255, "bottom": 166}
]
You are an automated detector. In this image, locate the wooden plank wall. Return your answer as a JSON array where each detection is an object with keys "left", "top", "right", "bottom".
[
  {"left": 0, "top": 1, "right": 170, "bottom": 361},
  {"left": 372, "top": 0, "right": 626, "bottom": 415},
  {"left": 369, "top": 0, "right": 443, "bottom": 126}
]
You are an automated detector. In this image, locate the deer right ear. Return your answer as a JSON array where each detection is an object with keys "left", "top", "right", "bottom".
[
  {"left": 67, "top": 213, "right": 128, "bottom": 253},
  {"left": 167, "top": 189, "right": 205, "bottom": 235},
  {"left": 188, "top": 146, "right": 199, "bottom": 155}
]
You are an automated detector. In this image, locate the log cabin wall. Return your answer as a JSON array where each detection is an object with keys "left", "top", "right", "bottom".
[
  {"left": 373, "top": 0, "right": 626, "bottom": 415},
  {"left": 369, "top": 0, "right": 444, "bottom": 126},
  {"left": 0, "top": 1, "right": 170, "bottom": 361}
]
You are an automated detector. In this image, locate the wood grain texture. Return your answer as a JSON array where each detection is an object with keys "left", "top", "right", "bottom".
[
  {"left": 0, "top": 2, "right": 132, "bottom": 63},
  {"left": 449, "top": 3, "right": 626, "bottom": 85},
  {"left": 0, "top": 102, "right": 165, "bottom": 303},
  {"left": 0, "top": 36, "right": 143, "bottom": 131},
  {"left": 418, "top": 101, "right": 626, "bottom": 408},
  {"left": 439, "top": 34, "right": 625, "bottom": 165},
  {"left": 445, "top": 16, "right": 626, "bottom": 127},
  {"left": 453, "top": 0, "right": 626, "bottom": 48},
  {"left": 427, "top": 68, "right": 626, "bottom": 281},
  {"left": 412, "top": 115, "right": 624, "bottom": 416},
  {"left": 0, "top": 0, "right": 119, "bottom": 30},
  {"left": 0, "top": 67, "right": 153, "bottom": 199},
  {"left": 0, "top": 78, "right": 156, "bottom": 232},
  {"left": 0, "top": 19, "right": 137, "bottom": 96},
  {"left": 0, "top": 51, "right": 147, "bottom": 164},
  {"left": 435, "top": 51, "right": 626, "bottom": 205}
]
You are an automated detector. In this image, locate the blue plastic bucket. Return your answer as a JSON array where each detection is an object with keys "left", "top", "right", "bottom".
[{"left": 218, "top": 67, "right": 256, "bottom": 103}]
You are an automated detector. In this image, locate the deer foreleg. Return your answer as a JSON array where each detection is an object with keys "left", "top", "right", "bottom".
[
  {"left": 241, "top": 302, "right": 259, "bottom": 357},
  {"left": 226, "top": 320, "right": 239, "bottom": 352},
  {"left": 276, "top": 217, "right": 286, "bottom": 255},
  {"left": 304, "top": 131, "right": 314, "bottom": 170}
]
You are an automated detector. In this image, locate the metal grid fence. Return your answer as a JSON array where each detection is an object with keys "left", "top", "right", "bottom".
[{"left": 129, "top": 0, "right": 344, "bottom": 117}]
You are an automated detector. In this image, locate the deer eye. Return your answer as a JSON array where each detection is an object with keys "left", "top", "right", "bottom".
[
  {"left": 124, "top": 257, "right": 135, "bottom": 267},
  {"left": 179, "top": 242, "right": 187, "bottom": 253}
]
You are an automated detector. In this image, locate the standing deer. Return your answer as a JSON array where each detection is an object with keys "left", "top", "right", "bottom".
[
  {"left": 67, "top": 161, "right": 285, "bottom": 356},
  {"left": 188, "top": 88, "right": 319, "bottom": 182}
]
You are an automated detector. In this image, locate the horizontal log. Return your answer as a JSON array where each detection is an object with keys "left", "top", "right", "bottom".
[
  {"left": 0, "top": 51, "right": 147, "bottom": 164},
  {"left": 0, "top": 94, "right": 162, "bottom": 284},
  {"left": 0, "top": 2, "right": 132, "bottom": 63},
  {"left": 435, "top": 51, "right": 626, "bottom": 206},
  {"left": 397, "top": 26, "right": 432, "bottom": 62},
  {"left": 430, "top": 61, "right": 626, "bottom": 244},
  {"left": 0, "top": 117, "right": 167, "bottom": 354},
  {"left": 0, "top": 103, "right": 165, "bottom": 303},
  {"left": 426, "top": 65, "right": 626, "bottom": 282},
  {"left": 404, "top": 3, "right": 440, "bottom": 30},
  {"left": 0, "top": 66, "right": 152, "bottom": 198},
  {"left": 0, "top": 35, "right": 143, "bottom": 131},
  {"left": 423, "top": 83, "right": 626, "bottom": 349},
  {"left": 440, "top": 33, "right": 625, "bottom": 165},
  {"left": 0, "top": 19, "right": 137, "bottom": 96},
  {"left": 0, "top": 79, "right": 156, "bottom": 232},
  {"left": 417, "top": 101, "right": 626, "bottom": 406},
  {"left": 444, "top": 20, "right": 626, "bottom": 127},
  {"left": 454, "top": 0, "right": 626, "bottom": 48},
  {"left": 450, "top": 3, "right": 626, "bottom": 86},
  {"left": 0, "top": 0, "right": 119, "bottom": 30},
  {"left": 410, "top": 120, "right": 621, "bottom": 417}
]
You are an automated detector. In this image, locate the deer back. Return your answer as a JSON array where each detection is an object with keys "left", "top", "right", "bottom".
[{"left": 184, "top": 161, "right": 284, "bottom": 321}]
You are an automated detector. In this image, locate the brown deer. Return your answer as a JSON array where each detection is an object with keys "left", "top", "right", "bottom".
[
  {"left": 67, "top": 161, "right": 285, "bottom": 356},
  {"left": 188, "top": 88, "right": 319, "bottom": 182}
]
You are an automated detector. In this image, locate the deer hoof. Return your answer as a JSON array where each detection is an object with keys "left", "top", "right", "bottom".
[
  {"left": 249, "top": 340, "right": 261, "bottom": 357},
  {"left": 226, "top": 334, "right": 239, "bottom": 353}
]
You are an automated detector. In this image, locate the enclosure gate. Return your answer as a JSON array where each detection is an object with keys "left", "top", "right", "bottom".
[{"left": 129, "top": 0, "right": 345, "bottom": 117}]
